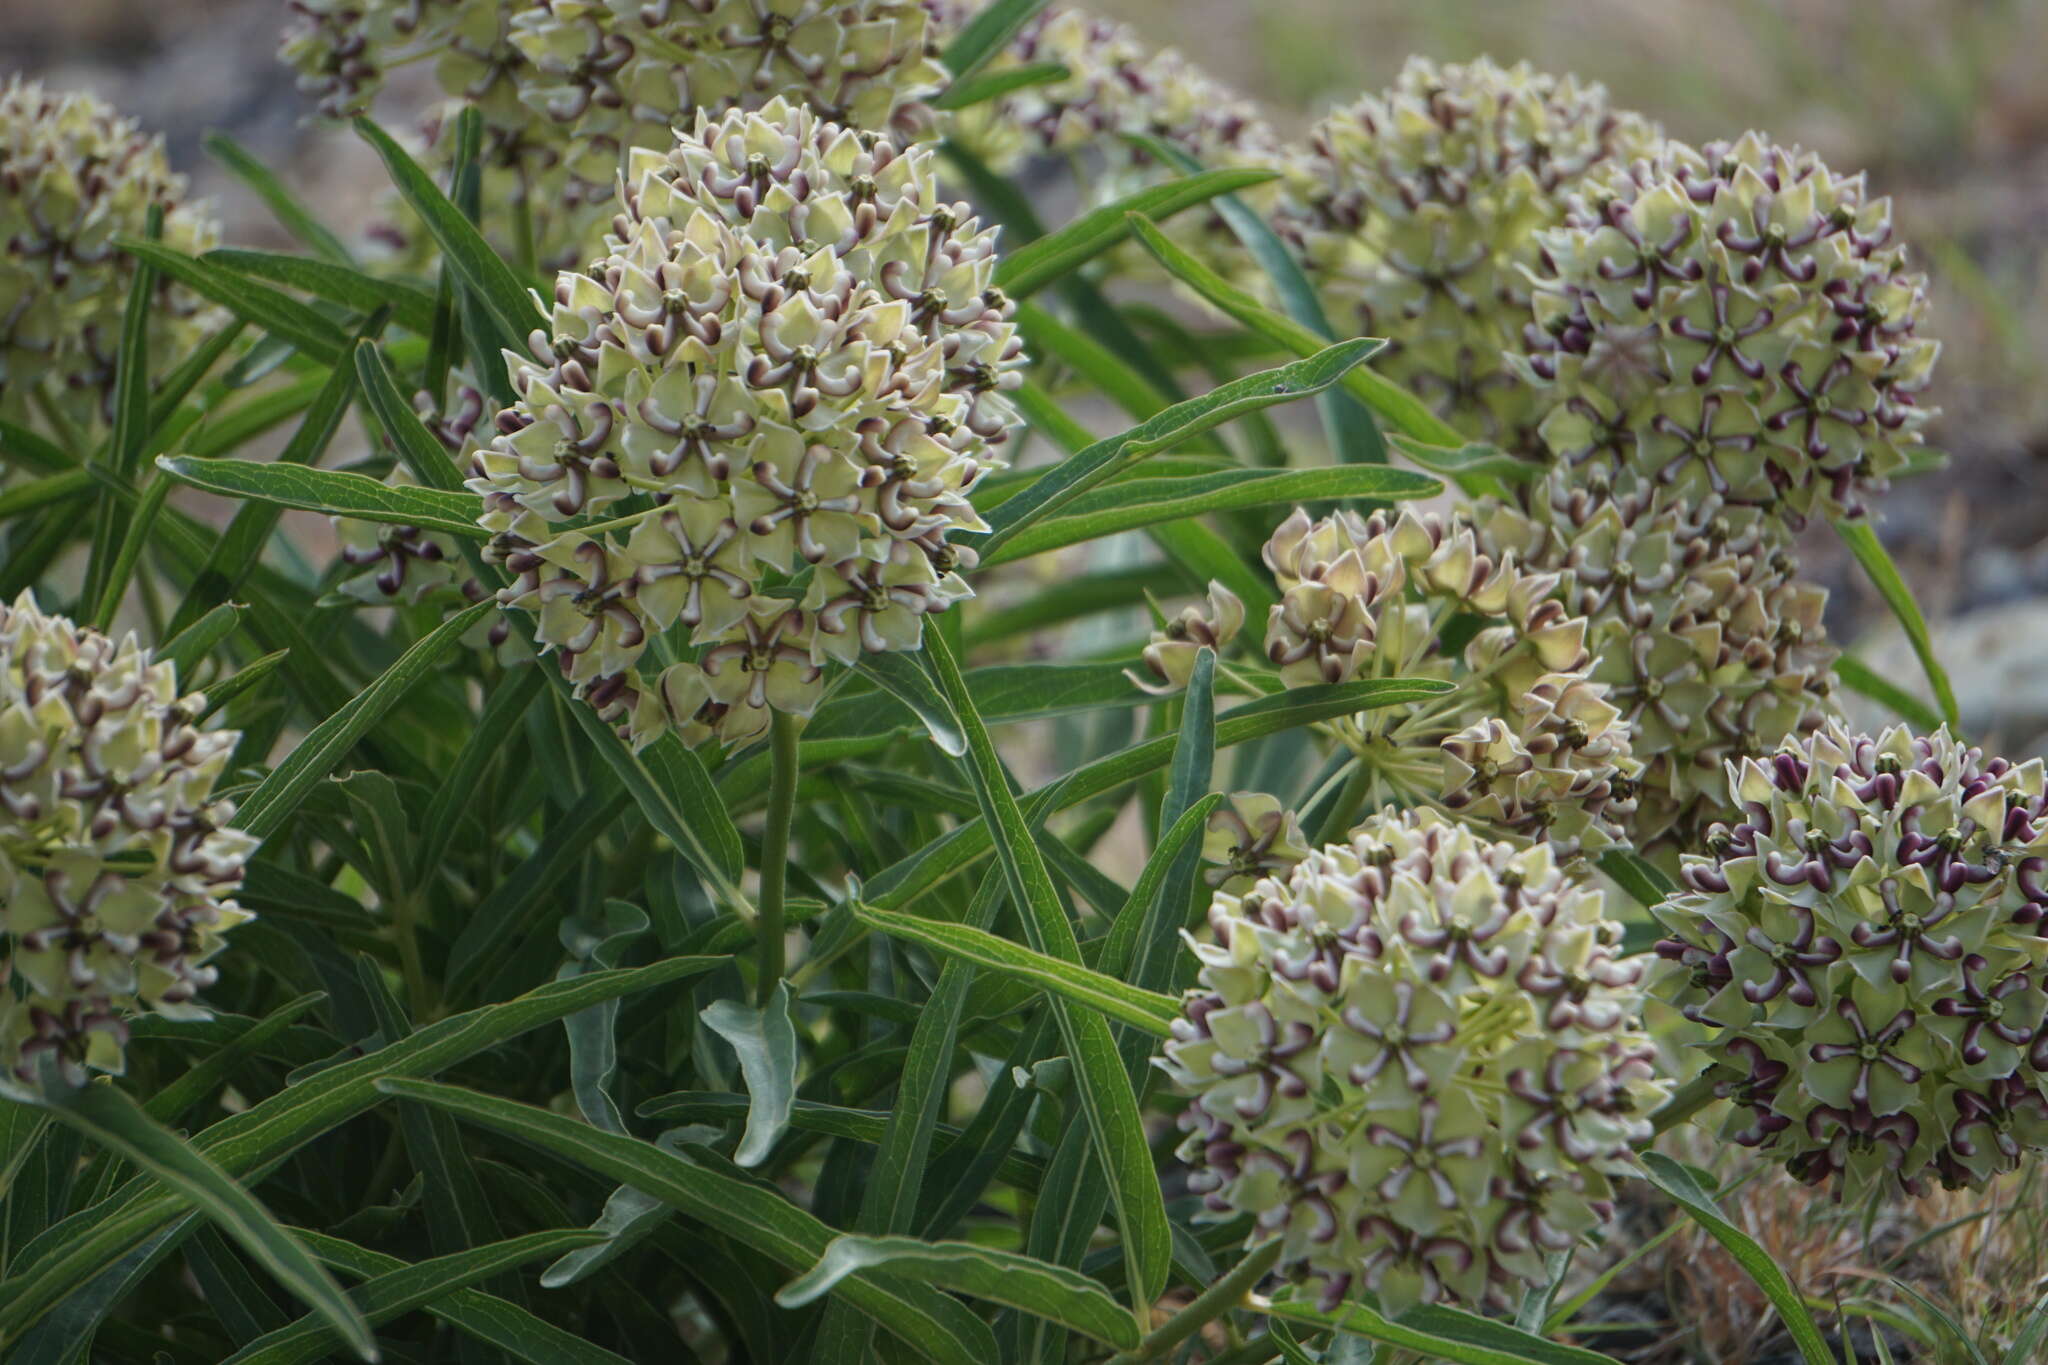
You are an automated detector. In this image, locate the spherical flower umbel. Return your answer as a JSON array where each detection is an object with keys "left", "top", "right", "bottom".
[
  {"left": 1651, "top": 723, "right": 2048, "bottom": 1194},
  {"left": 1161, "top": 806, "right": 1667, "bottom": 1312},
  {"left": 0, "top": 78, "right": 221, "bottom": 427},
  {"left": 1275, "top": 57, "right": 1661, "bottom": 448},
  {"left": 0, "top": 593, "right": 254, "bottom": 1087},
  {"left": 1473, "top": 465, "right": 1838, "bottom": 857},
  {"left": 280, "top": 0, "right": 950, "bottom": 265},
  {"left": 475, "top": 99, "right": 1022, "bottom": 748},
  {"left": 1518, "top": 131, "right": 1938, "bottom": 524}
]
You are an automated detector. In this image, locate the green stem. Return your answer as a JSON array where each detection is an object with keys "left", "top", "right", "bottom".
[
  {"left": 1309, "top": 755, "right": 1375, "bottom": 845},
  {"left": 756, "top": 709, "right": 801, "bottom": 1006},
  {"left": 1107, "top": 1238, "right": 1282, "bottom": 1364},
  {"left": 1648, "top": 1067, "right": 1725, "bottom": 1136}
]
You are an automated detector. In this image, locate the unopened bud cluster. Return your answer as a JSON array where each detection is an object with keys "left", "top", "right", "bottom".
[
  {"left": 1276, "top": 57, "right": 1661, "bottom": 447},
  {"left": 474, "top": 100, "right": 1022, "bottom": 748},
  {"left": 281, "top": 0, "right": 949, "bottom": 264},
  {"left": 0, "top": 594, "right": 253, "bottom": 1087},
  {"left": 1143, "top": 505, "right": 1640, "bottom": 856},
  {"left": 0, "top": 78, "right": 221, "bottom": 428},
  {"left": 1162, "top": 806, "right": 1666, "bottom": 1312},
  {"left": 1519, "top": 131, "right": 1937, "bottom": 526},
  {"left": 1653, "top": 724, "right": 2048, "bottom": 1195}
]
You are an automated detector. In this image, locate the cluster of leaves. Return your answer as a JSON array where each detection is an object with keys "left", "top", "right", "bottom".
[{"left": 0, "top": 0, "right": 2014, "bottom": 1363}]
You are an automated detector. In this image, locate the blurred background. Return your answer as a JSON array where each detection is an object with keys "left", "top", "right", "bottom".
[{"left": 6, "top": 0, "right": 2047, "bottom": 755}]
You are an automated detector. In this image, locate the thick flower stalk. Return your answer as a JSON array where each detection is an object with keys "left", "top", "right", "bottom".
[
  {"left": 1518, "top": 131, "right": 1938, "bottom": 524},
  {"left": 1275, "top": 57, "right": 1661, "bottom": 447},
  {"left": 280, "top": 0, "right": 950, "bottom": 265},
  {"left": 0, "top": 78, "right": 221, "bottom": 428},
  {"left": 1244, "top": 505, "right": 1640, "bottom": 855},
  {"left": 1652, "top": 723, "right": 2048, "bottom": 1195},
  {"left": 1474, "top": 466, "right": 1838, "bottom": 856},
  {"left": 474, "top": 99, "right": 1022, "bottom": 748},
  {"left": 0, "top": 593, "right": 254, "bottom": 1086},
  {"left": 1162, "top": 805, "right": 1667, "bottom": 1313}
]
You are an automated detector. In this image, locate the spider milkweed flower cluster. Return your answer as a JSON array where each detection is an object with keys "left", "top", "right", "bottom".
[
  {"left": 1276, "top": 57, "right": 1663, "bottom": 449},
  {"left": 474, "top": 98, "right": 1022, "bottom": 748},
  {"left": 280, "top": 0, "right": 950, "bottom": 265},
  {"left": 1162, "top": 806, "right": 1667, "bottom": 1312},
  {"left": 0, "top": 594, "right": 253, "bottom": 1087},
  {"left": 1652, "top": 723, "right": 2048, "bottom": 1195},
  {"left": 1518, "top": 131, "right": 1937, "bottom": 528},
  {"left": 1473, "top": 466, "right": 1838, "bottom": 856},
  {"left": 0, "top": 77, "right": 221, "bottom": 429}
]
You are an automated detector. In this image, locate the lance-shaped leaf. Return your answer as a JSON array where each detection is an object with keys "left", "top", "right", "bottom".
[
  {"left": 113, "top": 237, "right": 348, "bottom": 362},
  {"left": 996, "top": 169, "right": 1280, "bottom": 299},
  {"left": 1258, "top": 1290, "right": 1618, "bottom": 1365},
  {"left": 156, "top": 455, "right": 485, "bottom": 540},
  {"left": 779, "top": 1236, "right": 1139, "bottom": 1349},
  {"left": 852, "top": 902, "right": 1179, "bottom": 1036},
  {"left": 1833, "top": 519, "right": 1959, "bottom": 730},
  {"left": 700, "top": 984, "right": 799, "bottom": 1167}
]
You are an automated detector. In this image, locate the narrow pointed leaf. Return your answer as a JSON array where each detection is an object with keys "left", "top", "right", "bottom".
[
  {"left": 207, "top": 250, "right": 436, "bottom": 334},
  {"left": 1833, "top": 518, "right": 1959, "bottom": 729},
  {"left": 700, "top": 983, "right": 799, "bottom": 1167},
  {"left": 156, "top": 455, "right": 485, "bottom": 539},
  {"left": 375, "top": 1078, "right": 997, "bottom": 1365},
  {"left": 1259, "top": 1291, "right": 1617, "bottom": 1365},
  {"left": 995, "top": 169, "right": 1280, "bottom": 299},
  {"left": 779, "top": 1235, "right": 1139, "bottom": 1348},
  {"left": 203, "top": 134, "right": 354, "bottom": 265},
  {"left": 940, "top": 0, "right": 1052, "bottom": 78},
  {"left": 113, "top": 237, "right": 348, "bottom": 362}
]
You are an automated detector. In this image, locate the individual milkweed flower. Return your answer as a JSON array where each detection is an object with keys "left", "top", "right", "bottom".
[
  {"left": 0, "top": 78, "right": 221, "bottom": 429},
  {"left": 1518, "top": 132, "right": 1938, "bottom": 524},
  {"left": 475, "top": 99, "right": 1023, "bottom": 748},
  {"left": 1274, "top": 57, "right": 1661, "bottom": 448},
  {"left": 1131, "top": 583, "right": 1243, "bottom": 696},
  {"left": 1246, "top": 506, "right": 1640, "bottom": 856},
  {"left": 1161, "top": 806, "right": 1667, "bottom": 1313},
  {"left": 1201, "top": 792, "right": 1309, "bottom": 892},
  {"left": 1473, "top": 466, "right": 1837, "bottom": 857},
  {"left": 280, "top": 0, "right": 950, "bottom": 266},
  {"left": 1651, "top": 723, "right": 2048, "bottom": 1194},
  {"left": 0, "top": 593, "right": 254, "bottom": 1087}
]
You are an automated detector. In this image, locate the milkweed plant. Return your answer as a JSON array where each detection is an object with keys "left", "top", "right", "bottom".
[{"left": 0, "top": 2, "right": 2021, "bottom": 1361}]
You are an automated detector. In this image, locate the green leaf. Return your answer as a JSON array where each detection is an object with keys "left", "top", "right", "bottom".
[
  {"left": 975, "top": 338, "right": 1387, "bottom": 557},
  {"left": 353, "top": 341, "right": 468, "bottom": 494},
  {"left": 852, "top": 901, "right": 1179, "bottom": 1035},
  {"left": 353, "top": 116, "right": 546, "bottom": 351},
  {"left": 1834, "top": 654, "right": 1944, "bottom": 733},
  {"left": 145, "top": 992, "right": 327, "bottom": 1126},
  {"left": 157, "top": 602, "right": 244, "bottom": 676},
  {"left": 810, "top": 660, "right": 1137, "bottom": 744},
  {"left": 1596, "top": 848, "right": 1677, "bottom": 909},
  {"left": 1259, "top": 1291, "right": 1616, "bottom": 1365},
  {"left": 850, "top": 651, "right": 966, "bottom": 756},
  {"left": 375, "top": 1079, "right": 997, "bottom": 1365},
  {"left": 984, "top": 463, "right": 1440, "bottom": 566},
  {"left": 1124, "top": 211, "right": 1467, "bottom": 449},
  {"left": 920, "top": 631, "right": 1172, "bottom": 1306},
  {"left": 113, "top": 237, "right": 348, "bottom": 363},
  {"left": 1387, "top": 434, "right": 1529, "bottom": 485},
  {"left": 0, "top": 960, "right": 723, "bottom": 1344},
  {"left": 940, "top": 0, "right": 1052, "bottom": 78},
  {"left": 1637, "top": 1152, "right": 1835, "bottom": 1365},
  {"left": 156, "top": 455, "right": 485, "bottom": 539},
  {"left": 566, "top": 703, "right": 748, "bottom": 913},
  {"left": 1832, "top": 519, "right": 1958, "bottom": 730},
  {"left": 700, "top": 983, "right": 798, "bottom": 1167},
  {"left": 208, "top": 250, "right": 436, "bottom": 335},
  {"left": 933, "top": 60, "right": 1069, "bottom": 110},
  {"left": 20, "top": 1081, "right": 375, "bottom": 1362},
  {"left": 995, "top": 169, "right": 1280, "bottom": 300},
  {"left": 779, "top": 1235, "right": 1139, "bottom": 1348},
  {"left": 300, "top": 1229, "right": 632, "bottom": 1365},
  {"left": 203, "top": 134, "right": 354, "bottom": 266},
  {"left": 1127, "top": 133, "right": 1386, "bottom": 466},
  {"left": 862, "top": 677, "right": 1453, "bottom": 911},
  {"left": 220, "top": 1228, "right": 600, "bottom": 1365},
  {"left": 226, "top": 599, "right": 495, "bottom": 839}
]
